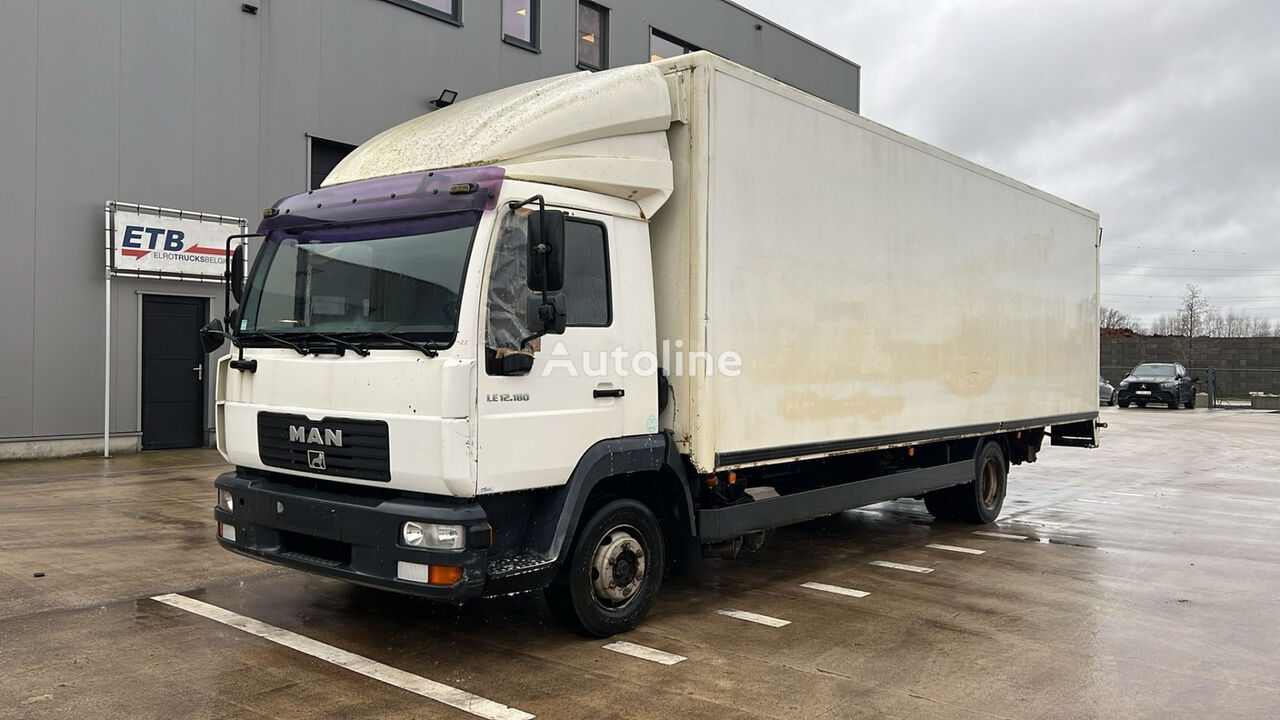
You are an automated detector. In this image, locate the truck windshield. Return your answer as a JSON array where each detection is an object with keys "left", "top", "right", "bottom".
[
  {"left": 239, "top": 212, "right": 479, "bottom": 346},
  {"left": 1132, "top": 363, "right": 1176, "bottom": 377}
]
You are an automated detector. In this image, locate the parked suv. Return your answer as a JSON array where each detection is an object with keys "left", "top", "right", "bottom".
[{"left": 1117, "top": 362, "right": 1197, "bottom": 409}]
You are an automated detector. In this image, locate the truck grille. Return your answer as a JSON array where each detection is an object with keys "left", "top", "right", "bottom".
[{"left": 257, "top": 412, "right": 391, "bottom": 482}]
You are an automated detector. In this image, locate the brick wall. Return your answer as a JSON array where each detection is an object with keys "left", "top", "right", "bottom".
[{"left": 1101, "top": 336, "right": 1280, "bottom": 397}]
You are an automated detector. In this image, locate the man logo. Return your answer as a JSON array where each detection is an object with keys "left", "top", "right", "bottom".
[
  {"left": 307, "top": 450, "right": 327, "bottom": 471},
  {"left": 289, "top": 425, "right": 343, "bottom": 447}
]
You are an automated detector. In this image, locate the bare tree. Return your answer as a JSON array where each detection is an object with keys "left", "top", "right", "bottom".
[
  {"left": 1149, "top": 313, "right": 1179, "bottom": 336},
  {"left": 1196, "top": 307, "right": 1276, "bottom": 337},
  {"left": 1172, "top": 284, "right": 1216, "bottom": 364},
  {"left": 1099, "top": 306, "right": 1141, "bottom": 331},
  {"left": 1176, "top": 284, "right": 1213, "bottom": 338}
]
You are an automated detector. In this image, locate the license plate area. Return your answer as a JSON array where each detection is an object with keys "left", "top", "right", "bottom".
[
  {"left": 1136, "top": 390, "right": 1152, "bottom": 395},
  {"left": 267, "top": 494, "right": 342, "bottom": 540}
]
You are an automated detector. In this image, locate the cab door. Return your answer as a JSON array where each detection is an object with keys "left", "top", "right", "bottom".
[{"left": 475, "top": 208, "right": 631, "bottom": 494}]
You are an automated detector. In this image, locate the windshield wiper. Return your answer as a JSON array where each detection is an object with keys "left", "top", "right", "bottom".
[
  {"left": 240, "top": 332, "right": 308, "bottom": 355},
  {"left": 296, "top": 333, "right": 371, "bottom": 357},
  {"left": 351, "top": 332, "right": 440, "bottom": 358}
]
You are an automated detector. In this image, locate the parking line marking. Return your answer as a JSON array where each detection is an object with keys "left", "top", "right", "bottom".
[
  {"left": 716, "top": 609, "right": 791, "bottom": 627},
  {"left": 603, "top": 641, "right": 687, "bottom": 665},
  {"left": 869, "top": 560, "right": 934, "bottom": 574},
  {"left": 1104, "top": 491, "right": 1145, "bottom": 497},
  {"left": 800, "top": 582, "right": 870, "bottom": 598},
  {"left": 1076, "top": 498, "right": 1119, "bottom": 505},
  {"left": 973, "top": 531, "right": 1029, "bottom": 541},
  {"left": 152, "top": 594, "right": 535, "bottom": 720},
  {"left": 926, "top": 543, "right": 986, "bottom": 555}
]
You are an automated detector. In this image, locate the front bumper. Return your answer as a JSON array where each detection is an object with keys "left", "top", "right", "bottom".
[
  {"left": 214, "top": 470, "right": 491, "bottom": 602},
  {"left": 1118, "top": 388, "right": 1176, "bottom": 404}
]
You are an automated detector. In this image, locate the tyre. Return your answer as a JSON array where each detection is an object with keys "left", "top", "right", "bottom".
[
  {"left": 923, "top": 490, "right": 957, "bottom": 521},
  {"left": 544, "top": 499, "right": 665, "bottom": 637},
  {"left": 957, "top": 442, "right": 1007, "bottom": 524},
  {"left": 1107, "top": 391, "right": 1116, "bottom": 406},
  {"left": 1184, "top": 394, "right": 1195, "bottom": 409},
  {"left": 1118, "top": 399, "right": 1130, "bottom": 408},
  {"left": 925, "top": 442, "right": 1007, "bottom": 524}
]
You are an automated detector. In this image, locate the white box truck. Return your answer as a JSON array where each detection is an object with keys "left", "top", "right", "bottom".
[{"left": 205, "top": 52, "right": 1100, "bottom": 636}]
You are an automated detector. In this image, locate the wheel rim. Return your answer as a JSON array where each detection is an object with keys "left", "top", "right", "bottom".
[
  {"left": 589, "top": 525, "right": 647, "bottom": 609},
  {"left": 980, "top": 459, "right": 1000, "bottom": 508}
]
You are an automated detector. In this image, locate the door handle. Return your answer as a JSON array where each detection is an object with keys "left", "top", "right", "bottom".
[
  {"left": 192, "top": 364, "right": 203, "bottom": 382},
  {"left": 593, "top": 387, "right": 624, "bottom": 399}
]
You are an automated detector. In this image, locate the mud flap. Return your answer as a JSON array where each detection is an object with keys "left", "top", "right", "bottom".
[{"left": 1050, "top": 417, "right": 1099, "bottom": 448}]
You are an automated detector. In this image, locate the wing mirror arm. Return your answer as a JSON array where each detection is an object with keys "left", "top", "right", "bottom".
[
  {"left": 508, "top": 195, "right": 568, "bottom": 345},
  {"left": 222, "top": 233, "right": 262, "bottom": 369}
]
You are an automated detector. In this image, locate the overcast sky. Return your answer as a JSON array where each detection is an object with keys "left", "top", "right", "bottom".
[{"left": 738, "top": 0, "right": 1280, "bottom": 327}]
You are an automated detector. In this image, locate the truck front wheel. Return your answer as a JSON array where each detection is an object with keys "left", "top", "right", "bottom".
[{"left": 545, "top": 498, "right": 665, "bottom": 637}]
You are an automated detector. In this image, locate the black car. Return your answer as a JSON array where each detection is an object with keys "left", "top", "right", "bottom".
[{"left": 1117, "top": 362, "right": 1197, "bottom": 409}]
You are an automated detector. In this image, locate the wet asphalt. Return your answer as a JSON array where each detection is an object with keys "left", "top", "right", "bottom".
[{"left": 2, "top": 407, "right": 1277, "bottom": 719}]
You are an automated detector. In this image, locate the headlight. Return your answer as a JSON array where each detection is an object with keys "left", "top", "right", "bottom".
[
  {"left": 401, "top": 521, "right": 465, "bottom": 550},
  {"left": 217, "top": 488, "right": 234, "bottom": 512},
  {"left": 1119, "top": 381, "right": 1129, "bottom": 388},
  {"left": 1161, "top": 381, "right": 1177, "bottom": 388}
]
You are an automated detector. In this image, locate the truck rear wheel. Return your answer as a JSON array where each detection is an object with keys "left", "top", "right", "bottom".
[
  {"left": 956, "top": 442, "right": 1007, "bottom": 523},
  {"left": 924, "top": 442, "right": 1006, "bottom": 523},
  {"left": 544, "top": 498, "right": 665, "bottom": 637}
]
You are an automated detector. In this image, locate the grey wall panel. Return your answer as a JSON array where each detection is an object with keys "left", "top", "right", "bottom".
[
  {"left": 258, "top": 0, "right": 322, "bottom": 207},
  {"left": 192, "top": 0, "right": 262, "bottom": 218},
  {"left": 118, "top": 0, "right": 196, "bottom": 210},
  {"left": 0, "top": 1, "right": 39, "bottom": 438},
  {"left": 32, "top": 1, "right": 122, "bottom": 437},
  {"left": 607, "top": 0, "right": 858, "bottom": 111},
  {"left": 316, "top": 0, "right": 439, "bottom": 147}
]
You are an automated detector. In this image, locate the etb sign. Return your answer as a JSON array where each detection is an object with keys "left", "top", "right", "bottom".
[{"left": 107, "top": 202, "right": 247, "bottom": 280}]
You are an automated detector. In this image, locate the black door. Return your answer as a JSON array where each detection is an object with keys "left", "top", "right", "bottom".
[{"left": 141, "top": 295, "right": 208, "bottom": 450}]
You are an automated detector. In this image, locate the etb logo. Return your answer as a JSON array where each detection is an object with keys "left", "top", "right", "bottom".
[{"left": 121, "top": 225, "right": 187, "bottom": 252}]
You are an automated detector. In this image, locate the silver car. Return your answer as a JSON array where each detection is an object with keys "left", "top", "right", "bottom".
[{"left": 1099, "top": 375, "right": 1116, "bottom": 406}]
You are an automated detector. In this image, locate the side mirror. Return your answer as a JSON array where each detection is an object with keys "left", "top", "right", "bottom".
[
  {"left": 527, "top": 293, "right": 567, "bottom": 338},
  {"left": 200, "top": 318, "right": 228, "bottom": 354},
  {"left": 488, "top": 352, "right": 535, "bottom": 376},
  {"left": 527, "top": 209, "right": 566, "bottom": 292},
  {"left": 229, "top": 245, "right": 246, "bottom": 303}
]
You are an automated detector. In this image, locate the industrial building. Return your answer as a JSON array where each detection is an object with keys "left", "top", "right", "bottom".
[{"left": 0, "top": 0, "right": 859, "bottom": 459}]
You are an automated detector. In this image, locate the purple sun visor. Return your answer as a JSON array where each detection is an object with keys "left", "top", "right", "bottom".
[{"left": 258, "top": 166, "right": 505, "bottom": 235}]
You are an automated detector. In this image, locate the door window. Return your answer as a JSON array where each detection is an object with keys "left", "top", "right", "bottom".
[
  {"left": 484, "top": 212, "right": 611, "bottom": 371},
  {"left": 561, "top": 220, "right": 610, "bottom": 326}
]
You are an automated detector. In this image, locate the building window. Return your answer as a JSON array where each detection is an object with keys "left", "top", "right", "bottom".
[
  {"left": 503, "top": 0, "right": 539, "bottom": 52},
  {"left": 382, "top": 0, "right": 462, "bottom": 26},
  {"left": 309, "top": 137, "right": 356, "bottom": 191},
  {"left": 650, "top": 28, "right": 698, "bottom": 62},
  {"left": 577, "top": 2, "right": 608, "bottom": 71}
]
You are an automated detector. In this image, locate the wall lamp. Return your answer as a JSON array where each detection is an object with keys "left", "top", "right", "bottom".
[{"left": 432, "top": 89, "right": 459, "bottom": 108}]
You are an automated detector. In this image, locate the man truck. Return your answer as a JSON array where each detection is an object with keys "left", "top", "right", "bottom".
[{"left": 204, "top": 52, "right": 1100, "bottom": 636}]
